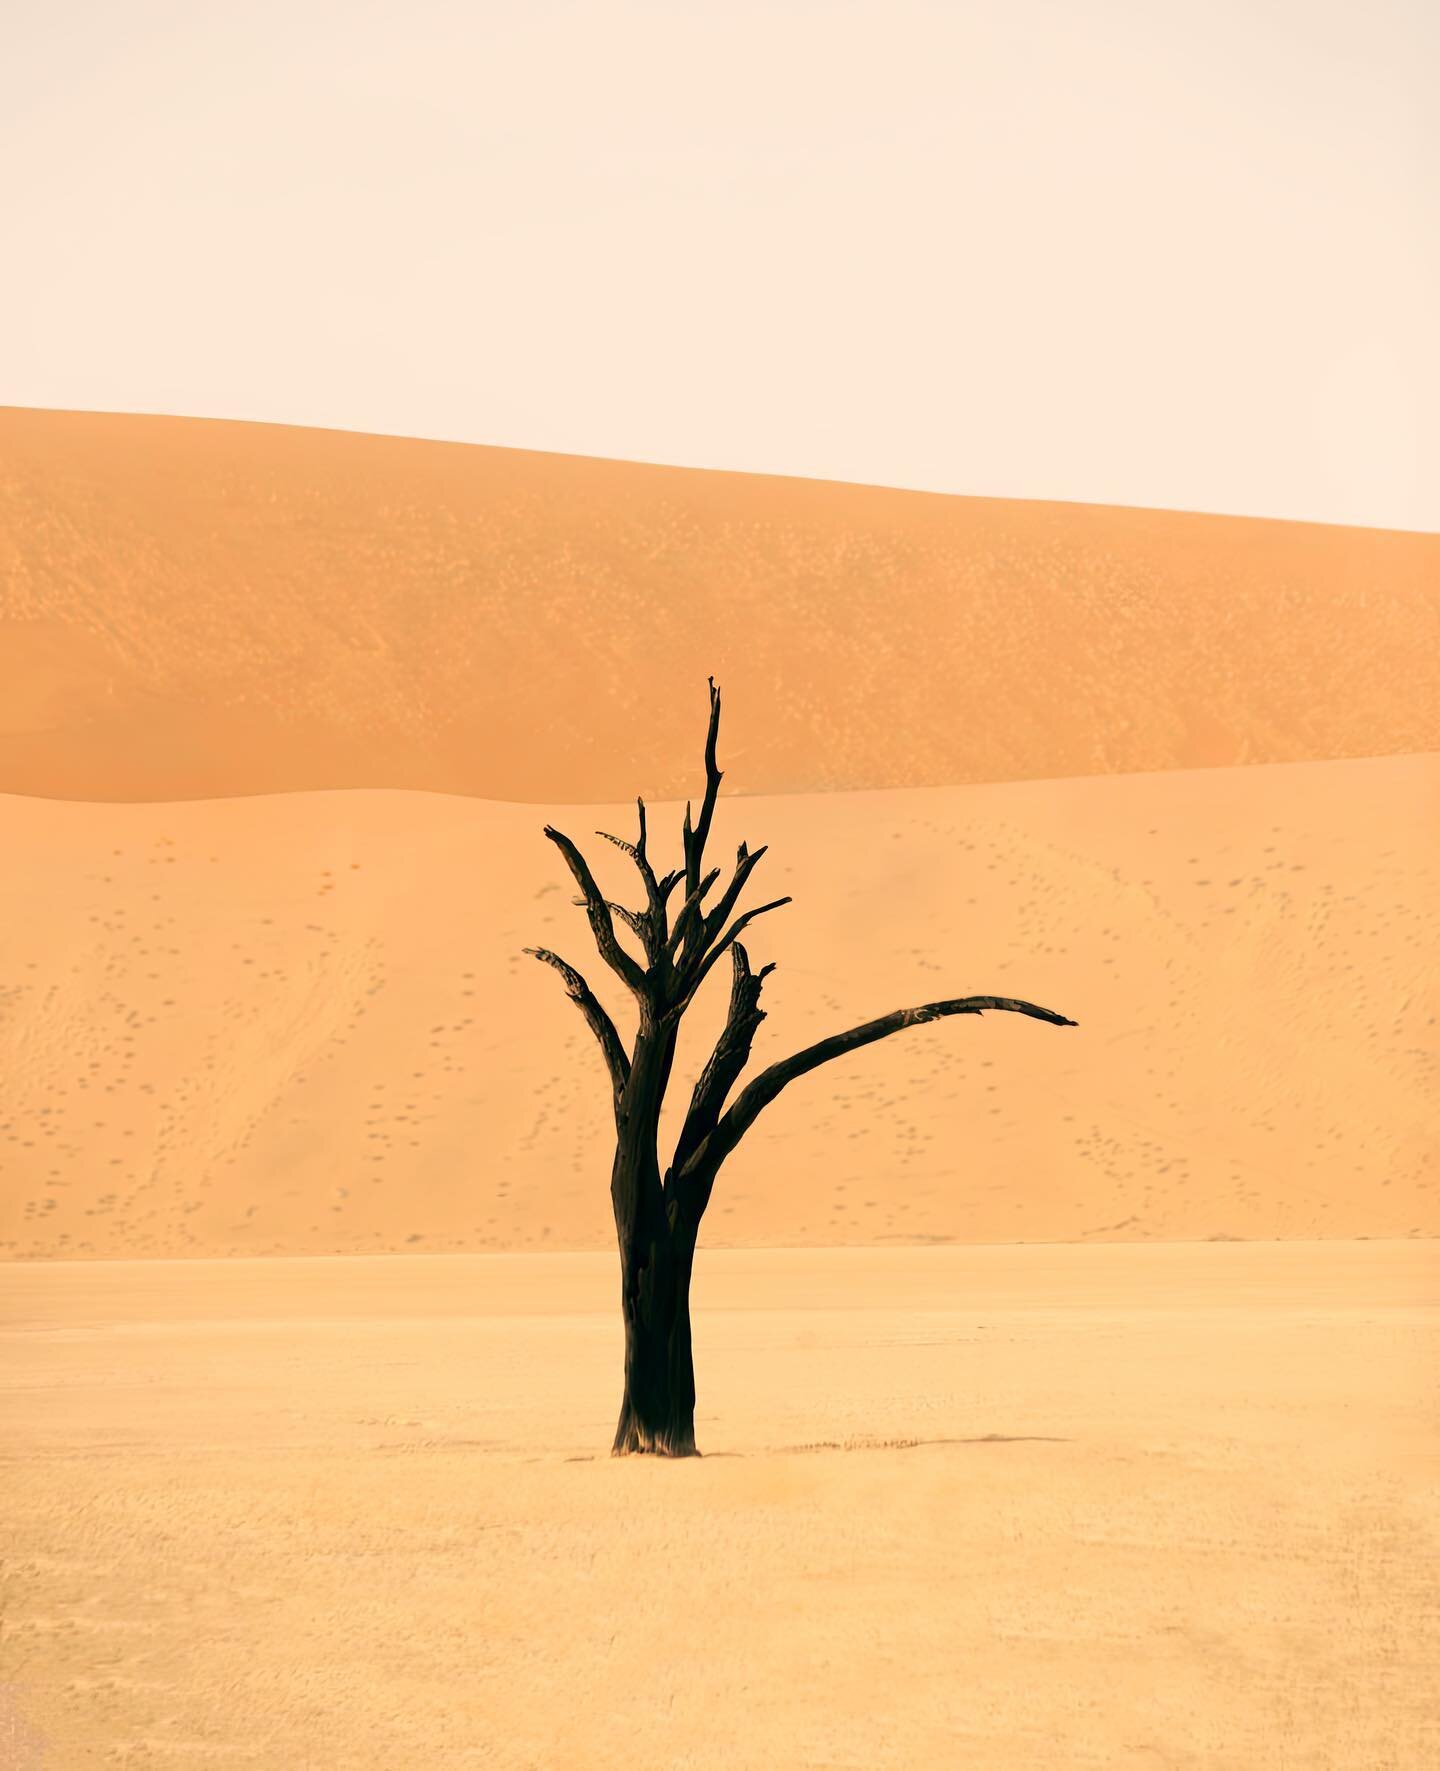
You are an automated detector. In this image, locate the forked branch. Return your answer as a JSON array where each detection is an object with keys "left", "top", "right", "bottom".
[
  {"left": 667, "top": 866, "right": 723, "bottom": 960},
  {"left": 668, "top": 942, "right": 775, "bottom": 1191},
  {"left": 594, "top": 798, "right": 667, "bottom": 958},
  {"left": 681, "top": 841, "right": 768, "bottom": 968},
  {"left": 665, "top": 893, "right": 792, "bottom": 1023},
  {"left": 543, "top": 825, "right": 649, "bottom": 995},
  {"left": 570, "top": 894, "right": 648, "bottom": 947},
  {"left": 694, "top": 896, "right": 792, "bottom": 986}
]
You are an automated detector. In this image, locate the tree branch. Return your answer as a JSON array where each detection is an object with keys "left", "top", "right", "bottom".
[
  {"left": 668, "top": 942, "right": 774, "bottom": 1190},
  {"left": 594, "top": 829, "right": 641, "bottom": 865},
  {"left": 666, "top": 865, "right": 722, "bottom": 960},
  {"left": 594, "top": 798, "right": 667, "bottom": 959},
  {"left": 543, "top": 825, "right": 649, "bottom": 995},
  {"left": 677, "top": 841, "right": 768, "bottom": 969},
  {"left": 524, "top": 947, "right": 631, "bottom": 1115},
  {"left": 680, "top": 993, "right": 1077, "bottom": 1180},
  {"left": 666, "top": 895, "right": 792, "bottom": 1022},
  {"left": 570, "top": 895, "right": 648, "bottom": 946},
  {"left": 695, "top": 895, "right": 791, "bottom": 985},
  {"left": 682, "top": 676, "right": 723, "bottom": 900}
]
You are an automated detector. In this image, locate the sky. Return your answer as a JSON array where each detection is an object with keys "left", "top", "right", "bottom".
[{"left": 2, "top": 0, "right": 1436, "bottom": 530}]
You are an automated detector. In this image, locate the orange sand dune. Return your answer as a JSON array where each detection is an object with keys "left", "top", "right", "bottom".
[
  {"left": 2, "top": 407, "right": 1436, "bottom": 803},
  {"left": 2, "top": 751, "right": 1434, "bottom": 1260}
]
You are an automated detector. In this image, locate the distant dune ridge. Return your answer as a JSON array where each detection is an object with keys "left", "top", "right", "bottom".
[
  {"left": 0, "top": 407, "right": 1436, "bottom": 1261},
  {"left": 2, "top": 406, "right": 1437, "bottom": 803}
]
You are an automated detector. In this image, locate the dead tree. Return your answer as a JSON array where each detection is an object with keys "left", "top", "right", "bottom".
[{"left": 526, "top": 680, "right": 1077, "bottom": 1456}]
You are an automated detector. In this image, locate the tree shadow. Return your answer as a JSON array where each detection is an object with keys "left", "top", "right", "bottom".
[
  {"left": 565, "top": 1434, "right": 1071, "bottom": 1462},
  {"left": 690, "top": 1433, "right": 1072, "bottom": 1459}
]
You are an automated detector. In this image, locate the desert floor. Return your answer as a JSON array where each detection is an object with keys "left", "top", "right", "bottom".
[{"left": 3, "top": 1240, "right": 1434, "bottom": 1769}]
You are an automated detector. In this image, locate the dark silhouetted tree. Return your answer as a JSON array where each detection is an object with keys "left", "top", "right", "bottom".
[{"left": 527, "top": 680, "right": 1076, "bottom": 1456}]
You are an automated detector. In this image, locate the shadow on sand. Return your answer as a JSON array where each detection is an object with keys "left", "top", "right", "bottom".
[{"left": 564, "top": 1433, "right": 1071, "bottom": 1461}]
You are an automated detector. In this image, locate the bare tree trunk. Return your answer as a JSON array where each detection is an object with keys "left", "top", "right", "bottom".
[
  {"left": 612, "top": 1196, "right": 697, "bottom": 1456},
  {"left": 609, "top": 1020, "right": 699, "bottom": 1457}
]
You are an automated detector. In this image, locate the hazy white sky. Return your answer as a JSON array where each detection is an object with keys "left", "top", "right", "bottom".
[{"left": 2, "top": 0, "right": 1436, "bottom": 528}]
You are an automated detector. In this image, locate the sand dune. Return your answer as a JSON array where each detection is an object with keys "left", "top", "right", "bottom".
[
  {"left": 2, "top": 751, "right": 1434, "bottom": 1260},
  {"left": 2, "top": 407, "right": 1437, "bottom": 803},
  {"left": 3, "top": 1242, "right": 1434, "bottom": 1768},
  {"left": 3, "top": 408, "right": 1435, "bottom": 1767}
]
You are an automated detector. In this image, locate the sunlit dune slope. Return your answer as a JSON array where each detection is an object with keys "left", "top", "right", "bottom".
[
  {"left": 2, "top": 752, "right": 1434, "bottom": 1260},
  {"left": 2, "top": 407, "right": 1436, "bottom": 802}
]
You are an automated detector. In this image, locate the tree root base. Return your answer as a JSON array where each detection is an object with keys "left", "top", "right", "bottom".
[{"left": 611, "top": 1419, "right": 699, "bottom": 1458}]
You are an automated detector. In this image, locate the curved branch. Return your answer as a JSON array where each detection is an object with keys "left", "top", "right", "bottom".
[
  {"left": 594, "top": 829, "right": 641, "bottom": 864},
  {"left": 681, "top": 994, "right": 1077, "bottom": 1181},
  {"left": 543, "top": 825, "right": 648, "bottom": 995},
  {"left": 524, "top": 947, "right": 631, "bottom": 1115}
]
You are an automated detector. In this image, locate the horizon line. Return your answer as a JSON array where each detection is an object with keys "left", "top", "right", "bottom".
[{"left": 7, "top": 402, "right": 1435, "bottom": 540}]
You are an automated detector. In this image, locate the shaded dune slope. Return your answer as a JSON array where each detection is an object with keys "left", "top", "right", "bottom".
[{"left": 2, "top": 407, "right": 1437, "bottom": 802}]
